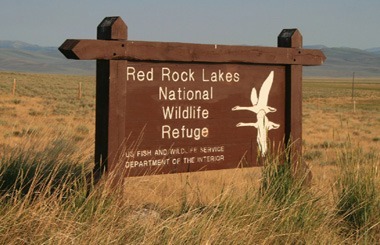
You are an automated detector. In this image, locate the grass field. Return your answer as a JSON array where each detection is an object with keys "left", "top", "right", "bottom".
[{"left": 0, "top": 71, "right": 379, "bottom": 244}]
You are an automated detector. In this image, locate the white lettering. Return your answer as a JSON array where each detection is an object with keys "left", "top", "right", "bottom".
[
  {"left": 200, "top": 146, "right": 225, "bottom": 153},
  {"left": 162, "top": 67, "right": 171, "bottom": 81},
  {"left": 158, "top": 86, "right": 213, "bottom": 101},
  {"left": 161, "top": 68, "right": 195, "bottom": 82},
  {"left": 161, "top": 125, "right": 209, "bottom": 140},
  {"left": 202, "top": 69, "right": 240, "bottom": 82},
  {"left": 126, "top": 67, "right": 135, "bottom": 80},
  {"left": 125, "top": 158, "right": 170, "bottom": 169},
  {"left": 196, "top": 155, "right": 224, "bottom": 163},
  {"left": 126, "top": 67, "right": 153, "bottom": 81},
  {"left": 161, "top": 106, "right": 209, "bottom": 120}
]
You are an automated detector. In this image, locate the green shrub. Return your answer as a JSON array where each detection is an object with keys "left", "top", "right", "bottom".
[
  {"left": 304, "top": 150, "right": 323, "bottom": 161},
  {"left": 335, "top": 147, "right": 380, "bottom": 240},
  {"left": 0, "top": 141, "right": 88, "bottom": 200},
  {"left": 259, "top": 159, "right": 302, "bottom": 205}
]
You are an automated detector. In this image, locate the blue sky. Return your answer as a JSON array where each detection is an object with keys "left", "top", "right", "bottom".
[{"left": 0, "top": 0, "right": 379, "bottom": 49}]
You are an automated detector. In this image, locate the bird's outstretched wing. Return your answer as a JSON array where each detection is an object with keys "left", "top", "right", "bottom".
[
  {"left": 250, "top": 87, "right": 258, "bottom": 105},
  {"left": 257, "top": 71, "right": 274, "bottom": 107}
]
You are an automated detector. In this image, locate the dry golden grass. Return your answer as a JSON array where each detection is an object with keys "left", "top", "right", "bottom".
[
  {"left": 0, "top": 72, "right": 379, "bottom": 243},
  {"left": 0, "top": 72, "right": 95, "bottom": 160}
]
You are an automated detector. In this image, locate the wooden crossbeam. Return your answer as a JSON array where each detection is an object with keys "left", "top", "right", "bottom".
[{"left": 59, "top": 39, "right": 325, "bottom": 66}]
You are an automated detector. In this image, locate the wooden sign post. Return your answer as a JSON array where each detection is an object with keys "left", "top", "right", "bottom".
[{"left": 59, "top": 17, "right": 325, "bottom": 180}]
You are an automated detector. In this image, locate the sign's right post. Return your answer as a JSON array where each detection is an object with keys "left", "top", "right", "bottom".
[{"left": 278, "top": 29, "right": 308, "bottom": 180}]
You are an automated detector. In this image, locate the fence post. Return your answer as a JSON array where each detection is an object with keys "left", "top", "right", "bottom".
[
  {"left": 352, "top": 72, "right": 356, "bottom": 112},
  {"left": 12, "top": 79, "right": 16, "bottom": 96},
  {"left": 78, "top": 82, "right": 82, "bottom": 99}
]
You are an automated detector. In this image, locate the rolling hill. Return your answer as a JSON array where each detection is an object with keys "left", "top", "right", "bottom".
[
  {"left": 1, "top": 40, "right": 380, "bottom": 77},
  {"left": 304, "top": 45, "right": 380, "bottom": 77},
  {"left": 0, "top": 40, "right": 94, "bottom": 75}
]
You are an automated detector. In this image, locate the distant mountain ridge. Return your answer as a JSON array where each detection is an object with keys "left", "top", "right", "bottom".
[
  {"left": 0, "top": 40, "right": 55, "bottom": 51},
  {"left": 304, "top": 45, "right": 380, "bottom": 77},
  {"left": 0, "top": 40, "right": 94, "bottom": 75},
  {"left": 365, "top": 47, "right": 380, "bottom": 55},
  {"left": 1, "top": 40, "right": 380, "bottom": 77}
]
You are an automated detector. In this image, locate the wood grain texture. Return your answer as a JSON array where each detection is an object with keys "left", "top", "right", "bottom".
[
  {"left": 59, "top": 39, "right": 326, "bottom": 66},
  {"left": 94, "top": 17, "right": 128, "bottom": 182}
]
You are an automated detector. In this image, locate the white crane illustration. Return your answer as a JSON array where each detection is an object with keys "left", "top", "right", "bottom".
[
  {"left": 236, "top": 110, "right": 280, "bottom": 156},
  {"left": 232, "top": 71, "right": 276, "bottom": 114},
  {"left": 232, "top": 71, "right": 280, "bottom": 156}
]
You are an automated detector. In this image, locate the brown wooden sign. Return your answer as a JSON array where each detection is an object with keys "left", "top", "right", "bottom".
[{"left": 59, "top": 17, "right": 325, "bottom": 178}]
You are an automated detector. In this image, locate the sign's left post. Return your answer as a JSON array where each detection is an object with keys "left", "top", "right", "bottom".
[{"left": 95, "top": 17, "right": 128, "bottom": 184}]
